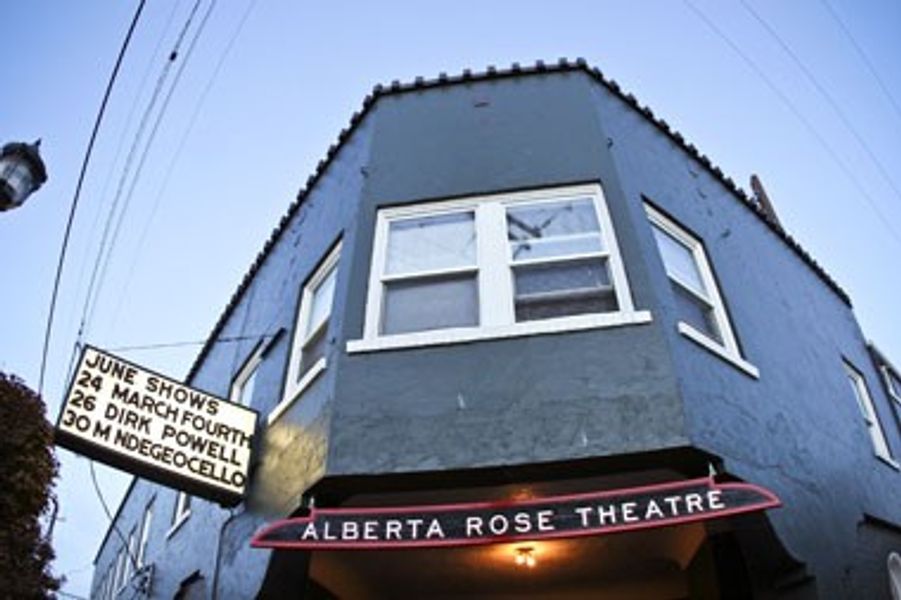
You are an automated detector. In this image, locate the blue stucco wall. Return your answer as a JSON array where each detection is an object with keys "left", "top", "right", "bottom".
[
  {"left": 91, "top": 114, "right": 376, "bottom": 598},
  {"left": 591, "top": 78, "right": 901, "bottom": 596},
  {"left": 92, "top": 69, "right": 900, "bottom": 599},
  {"left": 329, "top": 72, "right": 688, "bottom": 478}
]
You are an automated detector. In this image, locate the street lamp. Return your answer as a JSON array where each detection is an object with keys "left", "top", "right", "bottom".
[{"left": 0, "top": 140, "right": 48, "bottom": 211}]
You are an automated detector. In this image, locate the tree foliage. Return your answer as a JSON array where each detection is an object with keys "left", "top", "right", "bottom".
[{"left": 0, "top": 372, "right": 61, "bottom": 598}]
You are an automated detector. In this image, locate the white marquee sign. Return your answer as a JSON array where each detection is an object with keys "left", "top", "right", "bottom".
[{"left": 55, "top": 346, "right": 258, "bottom": 505}]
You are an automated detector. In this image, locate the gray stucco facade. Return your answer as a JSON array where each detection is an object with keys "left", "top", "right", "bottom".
[{"left": 90, "top": 62, "right": 901, "bottom": 599}]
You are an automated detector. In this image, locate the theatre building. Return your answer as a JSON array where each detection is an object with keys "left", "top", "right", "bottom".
[{"left": 89, "top": 61, "right": 901, "bottom": 599}]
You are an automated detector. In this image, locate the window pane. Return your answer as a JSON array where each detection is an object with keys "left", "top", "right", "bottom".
[
  {"left": 514, "top": 259, "right": 617, "bottom": 321},
  {"left": 299, "top": 325, "right": 328, "bottom": 378},
  {"left": 889, "top": 372, "right": 901, "bottom": 399},
  {"left": 652, "top": 225, "right": 706, "bottom": 297},
  {"left": 672, "top": 281, "right": 722, "bottom": 343},
  {"left": 386, "top": 212, "right": 476, "bottom": 275},
  {"left": 307, "top": 265, "right": 336, "bottom": 336},
  {"left": 508, "top": 198, "right": 603, "bottom": 261},
  {"left": 847, "top": 370, "right": 892, "bottom": 459},
  {"left": 383, "top": 274, "right": 478, "bottom": 334},
  {"left": 847, "top": 374, "right": 872, "bottom": 421},
  {"left": 238, "top": 366, "right": 257, "bottom": 406},
  {"left": 138, "top": 505, "right": 152, "bottom": 567}
]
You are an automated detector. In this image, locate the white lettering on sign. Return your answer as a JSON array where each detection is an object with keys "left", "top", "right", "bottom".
[{"left": 56, "top": 346, "right": 257, "bottom": 502}]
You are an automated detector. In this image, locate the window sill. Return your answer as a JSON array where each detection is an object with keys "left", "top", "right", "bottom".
[
  {"left": 347, "top": 310, "right": 653, "bottom": 354},
  {"left": 165, "top": 510, "right": 191, "bottom": 540},
  {"left": 677, "top": 322, "right": 760, "bottom": 379},
  {"left": 268, "top": 358, "right": 327, "bottom": 425},
  {"left": 876, "top": 453, "right": 900, "bottom": 471}
]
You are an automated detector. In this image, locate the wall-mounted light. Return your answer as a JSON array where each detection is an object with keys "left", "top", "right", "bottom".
[{"left": 514, "top": 547, "right": 536, "bottom": 568}]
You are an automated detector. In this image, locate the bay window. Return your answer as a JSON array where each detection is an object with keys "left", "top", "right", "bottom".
[{"left": 349, "top": 183, "right": 649, "bottom": 352}]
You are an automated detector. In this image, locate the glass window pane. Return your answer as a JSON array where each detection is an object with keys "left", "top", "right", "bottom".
[
  {"left": 307, "top": 265, "right": 336, "bottom": 337},
  {"left": 508, "top": 198, "right": 603, "bottom": 261},
  {"left": 672, "top": 281, "right": 722, "bottom": 343},
  {"left": 386, "top": 212, "right": 476, "bottom": 275},
  {"left": 238, "top": 366, "right": 257, "bottom": 406},
  {"left": 846, "top": 374, "right": 872, "bottom": 421},
  {"left": 138, "top": 505, "right": 152, "bottom": 567},
  {"left": 652, "top": 225, "right": 707, "bottom": 297},
  {"left": 383, "top": 274, "right": 478, "bottom": 334},
  {"left": 299, "top": 326, "right": 328, "bottom": 378},
  {"left": 889, "top": 372, "right": 901, "bottom": 399},
  {"left": 514, "top": 260, "right": 617, "bottom": 321}
]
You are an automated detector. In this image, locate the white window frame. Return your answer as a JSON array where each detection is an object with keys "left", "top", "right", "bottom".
[
  {"left": 348, "top": 183, "right": 651, "bottom": 353},
  {"left": 230, "top": 343, "right": 264, "bottom": 408},
  {"left": 881, "top": 366, "right": 901, "bottom": 409},
  {"left": 844, "top": 360, "right": 898, "bottom": 469},
  {"left": 889, "top": 552, "right": 901, "bottom": 600},
  {"left": 645, "top": 203, "right": 758, "bottom": 379},
  {"left": 122, "top": 526, "right": 137, "bottom": 587},
  {"left": 270, "top": 243, "right": 341, "bottom": 424},
  {"left": 136, "top": 501, "right": 153, "bottom": 568},
  {"left": 166, "top": 491, "right": 191, "bottom": 538},
  {"left": 115, "top": 548, "right": 127, "bottom": 593},
  {"left": 101, "top": 568, "right": 112, "bottom": 600}
]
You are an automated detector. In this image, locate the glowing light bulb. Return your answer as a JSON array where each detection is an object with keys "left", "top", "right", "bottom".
[{"left": 515, "top": 547, "right": 536, "bottom": 568}]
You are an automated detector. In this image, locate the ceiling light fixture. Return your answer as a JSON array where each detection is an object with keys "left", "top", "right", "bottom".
[{"left": 514, "top": 547, "right": 536, "bottom": 568}]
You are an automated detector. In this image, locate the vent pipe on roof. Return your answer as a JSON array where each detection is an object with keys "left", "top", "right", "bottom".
[{"left": 750, "top": 174, "right": 781, "bottom": 227}]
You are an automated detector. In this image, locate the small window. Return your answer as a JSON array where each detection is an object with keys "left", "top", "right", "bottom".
[
  {"left": 115, "top": 548, "right": 127, "bottom": 592},
  {"left": 100, "top": 570, "right": 110, "bottom": 600},
  {"left": 883, "top": 367, "right": 901, "bottom": 406},
  {"left": 275, "top": 243, "right": 341, "bottom": 421},
  {"left": 350, "top": 184, "right": 650, "bottom": 352},
  {"left": 844, "top": 361, "right": 896, "bottom": 466},
  {"left": 137, "top": 502, "right": 153, "bottom": 568},
  {"left": 646, "top": 203, "right": 758, "bottom": 378},
  {"left": 168, "top": 491, "right": 191, "bottom": 537},
  {"left": 123, "top": 527, "right": 137, "bottom": 585},
  {"left": 230, "top": 345, "right": 264, "bottom": 407},
  {"left": 889, "top": 552, "right": 901, "bottom": 600}
]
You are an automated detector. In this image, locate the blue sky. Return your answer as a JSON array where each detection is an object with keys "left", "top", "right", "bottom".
[{"left": 2, "top": 1, "right": 900, "bottom": 596}]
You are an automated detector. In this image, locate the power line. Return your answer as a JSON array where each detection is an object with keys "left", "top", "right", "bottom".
[
  {"left": 85, "top": 0, "right": 218, "bottom": 337},
  {"left": 819, "top": 0, "right": 901, "bottom": 130},
  {"left": 78, "top": 0, "right": 206, "bottom": 345},
  {"left": 109, "top": 0, "right": 260, "bottom": 332},
  {"left": 39, "top": 0, "right": 148, "bottom": 395},
  {"left": 740, "top": 0, "right": 901, "bottom": 204},
  {"left": 107, "top": 333, "right": 266, "bottom": 353},
  {"left": 69, "top": 0, "right": 182, "bottom": 349},
  {"left": 89, "top": 460, "right": 139, "bottom": 574},
  {"left": 682, "top": 0, "right": 901, "bottom": 250}
]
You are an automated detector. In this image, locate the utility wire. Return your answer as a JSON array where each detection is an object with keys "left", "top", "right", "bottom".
[
  {"left": 87, "top": 0, "right": 218, "bottom": 337},
  {"left": 819, "top": 0, "right": 901, "bottom": 130},
  {"left": 740, "top": 0, "right": 901, "bottom": 204},
  {"left": 69, "top": 0, "right": 182, "bottom": 351},
  {"left": 107, "top": 333, "right": 267, "bottom": 353},
  {"left": 109, "top": 0, "right": 260, "bottom": 332},
  {"left": 78, "top": 0, "right": 205, "bottom": 345},
  {"left": 39, "top": 0, "right": 148, "bottom": 395},
  {"left": 89, "top": 460, "right": 139, "bottom": 575},
  {"left": 682, "top": 0, "right": 901, "bottom": 250}
]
